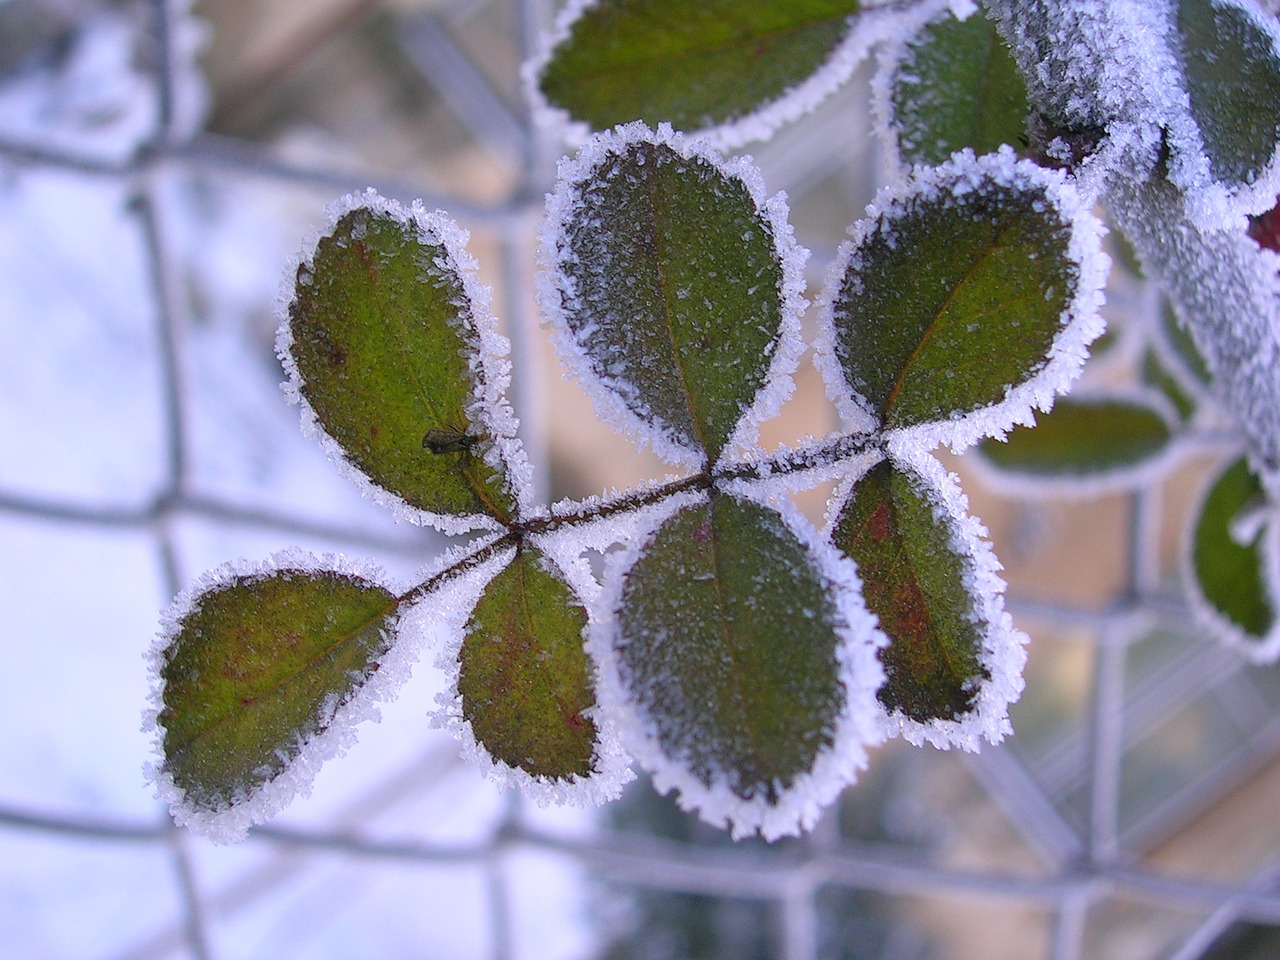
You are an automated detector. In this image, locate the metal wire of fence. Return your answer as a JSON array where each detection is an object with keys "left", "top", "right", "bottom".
[{"left": 4, "top": 1, "right": 1280, "bottom": 958}]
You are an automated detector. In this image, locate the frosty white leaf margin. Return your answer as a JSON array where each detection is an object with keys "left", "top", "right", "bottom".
[
  {"left": 428, "top": 535, "right": 636, "bottom": 807},
  {"left": 814, "top": 146, "right": 1109, "bottom": 454},
  {"left": 591, "top": 483, "right": 887, "bottom": 841},
  {"left": 840, "top": 448, "right": 1028, "bottom": 751},
  {"left": 535, "top": 121, "right": 810, "bottom": 470},
  {"left": 277, "top": 188, "right": 533, "bottom": 535},
  {"left": 144, "top": 550, "right": 405, "bottom": 843}
]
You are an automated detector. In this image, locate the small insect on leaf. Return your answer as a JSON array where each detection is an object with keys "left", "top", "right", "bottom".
[{"left": 423, "top": 427, "right": 478, "bottom": 455}]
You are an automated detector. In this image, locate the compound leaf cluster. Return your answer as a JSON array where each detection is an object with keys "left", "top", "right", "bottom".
[{"left": 148, "top": 0, "right": 1280, "bottom": 842}]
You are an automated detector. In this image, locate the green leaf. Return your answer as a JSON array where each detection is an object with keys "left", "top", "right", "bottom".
[
  {"left": 977, "top": 395, "right": 1172, "bottom": 477},
  {"left": 550, "top": 133, "right": 792, "bottom": 464},
  {"left": 459, "top": 545, "right": 599, "bottom": 782},
  {"left": 614, "top": 493, "right": 847, "bottom": 806},
  {"left": 1176, "top": 0, "right": 1280, "bottom": 190},
  {"left": 832, "top": 459, "right": 987, "bottom": 724},
  {"left": 886, "top": 7, "right": 1029, "bottom": 167},
  {"left": 826, "top": 152, "right": 1088, "bottom": 435},
  {"left": 286, "top": 201, "right": 516, "bottom": 525},
  {"left": 538, "top": 0, "right": 862, "bottom": 140},
  {"left": 1192, "top": 457, "right": 1274, "bottom": 639},
  {"left": 158, "top": 568, "right": 397, "bottom": 812}
]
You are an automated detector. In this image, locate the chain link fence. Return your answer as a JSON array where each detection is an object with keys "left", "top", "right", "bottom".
[{"left": 4, "top": 1, "right": 1280, "bottom": 957}]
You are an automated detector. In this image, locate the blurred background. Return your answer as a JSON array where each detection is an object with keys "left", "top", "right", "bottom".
[{"left": 5, "top": 1, "right": 1280, "bottom": 957}]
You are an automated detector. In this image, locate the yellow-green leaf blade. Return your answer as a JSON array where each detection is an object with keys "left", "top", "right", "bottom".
[
  {"left": 977, "top": 394, "right": 1173, "bottom": 481},
  {"left": 153, "top": 562, "right": 398, "bottom": 838},
  {"left": 459, "top": 545, "right": 600, "bottom": 783},
  {"left": 284, "top": 195, "right": 518, "bottom": 527}
]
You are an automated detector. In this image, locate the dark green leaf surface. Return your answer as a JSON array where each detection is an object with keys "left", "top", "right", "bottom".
[
  {"left": 459, "top": 546, "right": 598, "bottom": 781},
  {"left": 833, "top": 460, "right": 986, "bottom": 723},
  {"left": 830, "top": 169, "right": 1078, "bottom": 430},
  {"left": 288, "top": 206, "right": 515, "bottom": 523},
  {"left": 558, "top": 140, "right": 785, "bottom": 462},
  {"left": 1193, "top": 458, "right": 1274, "bottom": 638},
  {"left": 978, "top": 396, "right": 1172, "bottom": 476},
  {"left": 539, "top": 0, "right": 861, "bottom": 136},
  {"left": 1176, "top": 0, "right": 1280, "bottom": 189},
  {"left": 888, "top": 8, "right": 1029, "bottom": 166},
  {"left": 159, "top": 570, "right": 397, "bottom": 811},
  {"left": 615, "top": 494, "right": 845, "bottom": 802}
]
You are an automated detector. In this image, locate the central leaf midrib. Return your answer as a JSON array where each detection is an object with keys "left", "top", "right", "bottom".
[
  {"left": 852, "top": 481, "right": 975, "bottom": 688},
  {"left": 643, "top": 161, "right": 710, "bottom": 458},
  {"left": 881, "top": 229, "right": 1008, "bottom": 417},
  {"left": 704, "top": 499, "right": 773, "bottom": 790}
]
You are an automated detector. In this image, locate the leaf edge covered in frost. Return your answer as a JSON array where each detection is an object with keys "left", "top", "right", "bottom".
[
  {"left": 871, "top": 0, "right": 1025, "bottom": 176},
  {"left": 968, "top": 387, "right": 1183, "bottom": 500},
  {"left": 428, "top": 534, "right": 634, "bottom": 806},
  {"left": 1165, "top": 0, "right": 1280, "bottom": 230},
  {"left": 840, "top": 447, "right": 1027, "bottom": 750},
  {"left": 523, "top": 0, "right": 902, "bottom": 152},
  {"left": 813, "top": 146, "right": 1109, "bottom": 454},
  {"left": 537, "top": 122, "right": 810, "bottom": 470},
  {"left": 277, "top": 188, "right": 533, "bottom": 535},
  {"left": 1183, "top": 455, "right": 1280, "bottom": 663},
  {"left": 590, "top": 483, "right": 886, "bottom": 840},
  {"left": 143, "top": 549, "right": 412, "bottom": 844}
]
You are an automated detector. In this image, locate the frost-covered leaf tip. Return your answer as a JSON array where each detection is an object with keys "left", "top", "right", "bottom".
[
  {"left": 282, "top": 191, "right": 526, "bottom": 533},
  {"left": 599, "top": 490, "right": 884, "bottom": 838},
  {"left": 539, "top": 123, "right": 807, "bottom": 468},
  {"left": 817, "top": 147, "right": 1107, "bottom": 452},
  {"left": 532, "top": 0, "right": 883, "bottom": 149},
  {"left": 147, "top": 557, "right": 399, "bottom": 841}
]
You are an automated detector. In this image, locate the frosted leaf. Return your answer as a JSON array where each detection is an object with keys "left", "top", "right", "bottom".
[
  {"left": 538, "top": 123, "right": 808, "bottom": 468},
  {"left": 1187, "top": 456, "right": 1280, "bottom": 662},
  {"left": 145, "top": 551, "right": 403, "bottom": 842},
  {"left": 1167, "top": 0, "right": 1280, "bottom": 228},
  {"left": 972, "top": 389, "right": 1181, "bottom": 498},
  {"left": 874, "top": 0, "right": 1030, "bottom": 173},
  {"left": 594, "top": 488, "right": 885, "bottom": 839},
  {"left": 528, "top": 0, "right": 896, "bottom": 150},
  {"left": 451, "top": 541, "right": 631, "bottom": 801},
  {"left": 829, "top": 451, "right": 1025, "bottom": 749},
  {"left": 814, "top": 147, "right": 1108, "bottom": 453},
  {"left": 1108, "top": 174, "right": 1280, "bottom": 494},
  {"left": 280, "top": 190, "right": 531, "bottom": 534}
]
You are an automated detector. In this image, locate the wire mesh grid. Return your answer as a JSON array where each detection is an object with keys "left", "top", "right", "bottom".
[{"left": 4, "top": 1, "right": 1280, "bottom": 957}]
